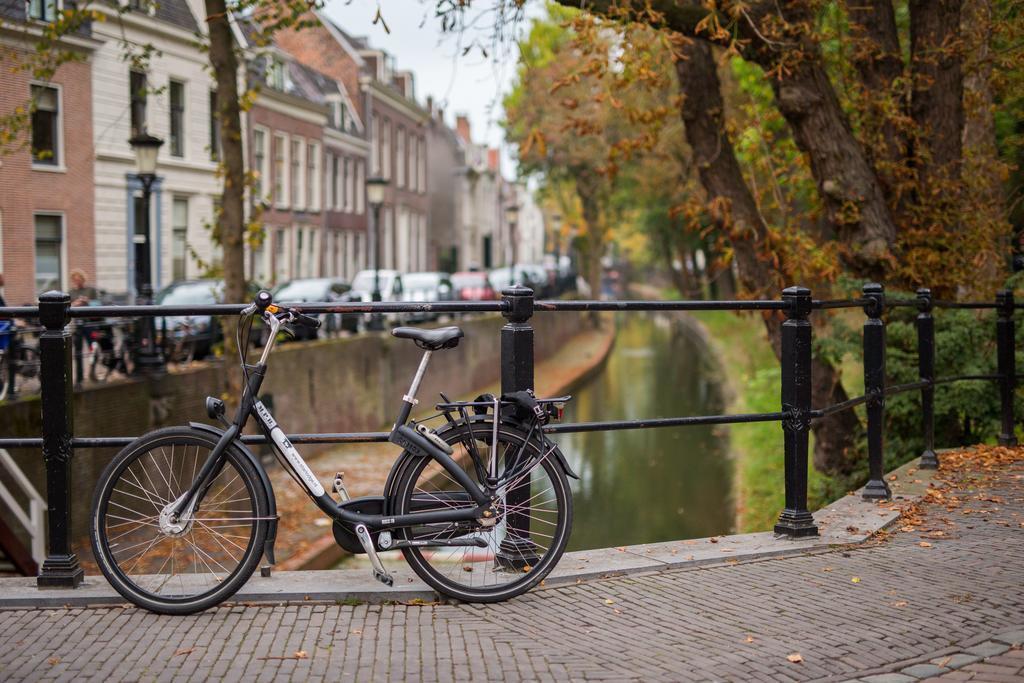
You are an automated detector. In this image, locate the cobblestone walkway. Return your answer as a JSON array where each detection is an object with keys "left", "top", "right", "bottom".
[{"left": 1, "top": 451, "right": 1022, "bottom": 682}]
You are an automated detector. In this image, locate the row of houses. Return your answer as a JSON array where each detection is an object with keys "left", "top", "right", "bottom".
[{"left": 0, "top": 1, "right": 545, "bottom": 306}]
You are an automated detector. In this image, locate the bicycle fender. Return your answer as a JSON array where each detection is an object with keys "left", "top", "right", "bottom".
[{"left": 188, "top": 421, "right": 279, "bottom": 565}]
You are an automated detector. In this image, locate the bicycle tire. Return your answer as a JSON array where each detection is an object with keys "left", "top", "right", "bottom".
[
  {"left": 90, "top": 426, "right": 270, "bottom": 614},
  {"left": 391, "top": 420, "right": 572, "bottom": 603}
]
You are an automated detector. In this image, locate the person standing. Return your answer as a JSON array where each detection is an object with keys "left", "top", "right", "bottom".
[{"left": 69, "top": 269, "right": 100, "bottom": 386}]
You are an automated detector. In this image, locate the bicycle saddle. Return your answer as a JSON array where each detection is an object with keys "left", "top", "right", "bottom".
[{"left": 391, "top": 326, "right": 464, "bottom": 350}]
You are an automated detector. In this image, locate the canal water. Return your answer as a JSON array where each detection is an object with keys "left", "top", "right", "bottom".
[{"left": 555, "top": 312, "right": 734, "bottom": 551}]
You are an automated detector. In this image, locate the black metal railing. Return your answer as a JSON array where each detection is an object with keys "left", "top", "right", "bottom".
[{"left": 0, "top": 282, "right": 1017, "bottom": 588}]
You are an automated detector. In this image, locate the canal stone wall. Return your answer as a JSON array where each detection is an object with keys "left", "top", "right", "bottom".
[{"left": 0, "top": 311, "right": 588, "bottom": 541}]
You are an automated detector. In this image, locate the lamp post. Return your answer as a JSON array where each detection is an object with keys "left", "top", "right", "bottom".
[
  {"left": 505, "top": 203, "right": 519, "bottom": 288},
  {"left": 366, "top": 176, "right": 388, "bottom": 331},
  {"left": 128, "top": 131, "right": 165, "bottom": 375}
]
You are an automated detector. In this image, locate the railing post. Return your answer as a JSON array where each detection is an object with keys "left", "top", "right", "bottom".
[
  {"left": 996, "top": 290, "right": 1017, "bottom": 446},
  {"left": 36, "top": 291, "right": 84, "bottom": 588},
  {"left": 496, "top": 286, "right": 539, "bottom": 569},
  {"left": 862, "top": 283, "right": 892, "bottom": 500},
  {"left": 917, "top": 288, "right": 938, "bottom": 469},
  {"left": 774, "top": 286, "right": 818, "bottom": 538}
]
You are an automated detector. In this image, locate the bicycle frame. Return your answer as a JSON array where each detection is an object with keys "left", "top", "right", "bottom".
[{"left": 172, "top": 311, "right": 493, "bottom": 533}]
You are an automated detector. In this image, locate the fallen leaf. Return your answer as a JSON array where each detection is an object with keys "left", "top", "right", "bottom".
[
  {"left": 822, "top": 567, "right": 834, "bottom": 572},
  {"left": 709, "top": 537, "right": 719, "bottom": 543},
  {"left": 787, "top": 653, "right": 804, "bottom": 664},
  {"left": 918, "top": 541, "right": 932, "bottom": 548},
  {"left": 851, "top": 577, "right": 861, "bottom": 583},
  {"left": 892, "top": 600, "right": 908, "bottom": 608},
  {"left": 174, "top": 648, "right": 194, "bottom": 656},
  {"left": 294, "top": 651, "right": 308, "bottom": 659},
  {"left": 48, "top": 657, "right": 60, "bottom": 666},
  {"left": 745, "top": 636, "right": 755, "bottom": 644},
  {"left": 604, "top": 599, "right": 615, "bottom": 605}
]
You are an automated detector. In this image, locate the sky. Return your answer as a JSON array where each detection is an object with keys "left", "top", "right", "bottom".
[{"left": 321, "top": 0, "right": 545, "bottom": 176}]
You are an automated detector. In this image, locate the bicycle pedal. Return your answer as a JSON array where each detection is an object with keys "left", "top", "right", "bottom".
[
  {"left": 332, "top": 472, "right": 350, "bottom": 502},
  {"left": 354, "top": 523, "right": 393, "bottom": 587}
]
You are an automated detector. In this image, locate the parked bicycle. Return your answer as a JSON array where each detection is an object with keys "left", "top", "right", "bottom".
[
  {"left": 0, "top": 321, "right": 40, "bottom": 400},
  {"left": 89, "top": 291, "right": 575, "bottom": 614},
  {"left": 86, "top": 320, "right": 135, "bottom": 382}
]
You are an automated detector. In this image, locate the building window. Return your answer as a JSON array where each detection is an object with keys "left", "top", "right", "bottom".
[
  {"left": 273, "top": 133, "right": 288, "bottom": 208},
  {"left": 396, "top": 127, "right": 405, "bottom": 189},
  {"left": 294, "top": 228, "right": 303, "bottom": 277},
  {"left": 28, "top": 0, "right": 57, "bottom": 22},
  {"left": 34, "top": 214, "right": 63, "bottom": 294},
  {"left": 371, "top": 114, "right": 380, "bottom": 175},
  {"left": 356, "top": 160, "right": 365, "bottom": 214},
  {"left": 30, "top": 84, "right": 59, "bottom": 166},
  {"left": 266, "top": 58, "right": 286, "bottom": 90},
  {"left": 419, "top": 137, "right": 427, "bottom": 193},
  {"left": 341, "top": 157, "right": 351, "bottom": 212},
  {"left": 306, "top": 142, "right": 319, "bottom": 211},
  {"left": 253, "top": 128, "right": 269, "bottom": 202},
  {"left": 209, "top": 90, "right": 220, "bottom": 161},
  {"left": 290, "top": 138, "right": 303, "bottom": 210},
  {"left": 329, "top": 154, "right": 339, "bottom": 210},
  {"left": 381, "top": 118, "right": 391, "bottom": 180},
  {"left": 172, "top": 197, "right": 188, "bottom": 281},
  {"left": 274, "top": 228, "right": 287, "bottom": 283},
  {"left": 169, "top": 80, "right": 185, "bottom": 158},
  {"left": 130, "top": 70, "right": 147, "bottom": 136}
]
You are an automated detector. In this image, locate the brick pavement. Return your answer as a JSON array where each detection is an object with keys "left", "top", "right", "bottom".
[{"left": 1, "top": 452, "right": 1022, "bottom": 682}]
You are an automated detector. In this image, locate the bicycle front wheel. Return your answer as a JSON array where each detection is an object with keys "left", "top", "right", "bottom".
[
  {"left": 90, "top": 427, "right": 270, "bottom": 614},
  {"left": 392, "top": 420, "right": 572, "bottom": 602}
]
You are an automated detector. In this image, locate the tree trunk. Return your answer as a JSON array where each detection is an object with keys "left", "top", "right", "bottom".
[
  {"left": 675, "top": 36, "right": 859, "bottom": 475},
  {"left": 846, "top": 0, "right": 908, "bottom": 202},
  {"left": 910, "top": 0, "right": 964, "bottom": 187},
  {"left": 205, "top": 0, "right": 246, "bottom": 395}
]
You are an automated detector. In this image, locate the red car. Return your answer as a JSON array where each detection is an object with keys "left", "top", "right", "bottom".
[{"left": 452, "top": 271, "right": 497, "bottom": 301}]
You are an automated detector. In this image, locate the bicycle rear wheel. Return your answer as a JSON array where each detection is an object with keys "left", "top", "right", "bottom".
[
  {"left": 392, "top": 420, "right": 572, "bottom": 602},
  {"left": 90, "top": 427, "right": 270, "bottom": 614}
]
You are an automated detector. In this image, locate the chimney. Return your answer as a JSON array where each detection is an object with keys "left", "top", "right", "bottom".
[
  {"left": 487, "top": 148, "right": 500, "bottom": 173},
  {"left": 456, "top": 115, "right": 471, "bottom": 144}
]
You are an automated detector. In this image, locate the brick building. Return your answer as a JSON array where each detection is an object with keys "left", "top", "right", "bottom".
[
  {"left": 276, "top": 14, "right": 432, "bottom": 273},
  {"left": 0, "top": 11, "right": 98, "bottom": 305}
]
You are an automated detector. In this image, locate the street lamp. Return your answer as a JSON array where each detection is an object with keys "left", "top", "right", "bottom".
[
  {"left": 504, "top": 203, "right": 519, "bottom": 288},
  {"left": 128, "top": 131, "right": 165, "bottom": 375},
  {"left": 366, "top": 176, "right": 388, "bottom": 331}
]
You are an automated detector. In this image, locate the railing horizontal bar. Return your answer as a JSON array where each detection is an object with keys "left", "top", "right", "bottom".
[
  {"left": 885, "top": 380, "right": 931, "bottom": 395},
  {"left": 811, "top": 299, "right": 866, "bottom": 310},
  {"left": 542, "top": 411, "right": 788, "bottom": 433},
  {"left": 59, "top": 301, "right": 509, "bottom": 318},
  {"left": 534, "top": 300, "right": 790, "bottom": 312},
  {"left": 886, "top": 298, "right": 920, "bottom": 308},
  {"left": 933, "top": 301, "right": 997, "bottom": 310},
  {"left": 933, "top": 373, "right": 1001, "bottom": 385},
  {"left": 812, "top": 394, "right": 869, "bottom": 417}
]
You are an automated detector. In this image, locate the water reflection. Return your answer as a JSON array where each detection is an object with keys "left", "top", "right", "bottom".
[{"left": 555, "top": 313, "right": 733, "bottom": 551}]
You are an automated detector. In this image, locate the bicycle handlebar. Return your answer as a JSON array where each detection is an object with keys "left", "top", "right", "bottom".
[{"left": 249, "top": 291, "right": 321, "bottom": 329}]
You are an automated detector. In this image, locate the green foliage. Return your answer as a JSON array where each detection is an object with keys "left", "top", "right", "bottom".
[{"left": 825, "top": 297, "right": 1022, "bottom": 490}]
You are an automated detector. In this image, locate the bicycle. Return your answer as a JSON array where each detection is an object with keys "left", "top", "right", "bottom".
[{"left": 90, "top": 291, "right": 576, "bottom": 614}]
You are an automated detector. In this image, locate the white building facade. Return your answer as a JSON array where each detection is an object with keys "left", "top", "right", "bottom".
[{"left": 91, "top": 0, "right": 221, "bottom": 297}]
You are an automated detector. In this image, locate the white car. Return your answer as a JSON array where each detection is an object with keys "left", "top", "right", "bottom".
[{"left": 349, "top": 270, "right": 406, "bottom": 329}]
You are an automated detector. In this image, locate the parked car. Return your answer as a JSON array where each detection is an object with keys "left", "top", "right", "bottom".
[
  {"left": 349, "top": 269, "right": 405, "bottom": 329},
  {"left": 272, "top": 278, "right": 358, "bottom": 339},
  {"left": 452, "top": 270, "right": 495, "bottom": 301},
  {"left": 452, "top": 271, "right": 497, "bottom": 301},
  {"left": 488, "top": 266, "right": 544, "bottom": 294},
  {"left": 155, "top": 279, "right": 262, "bottom": 359},
  {"left": 401, "top": 272, "right": 455, "bottom": 322}
]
